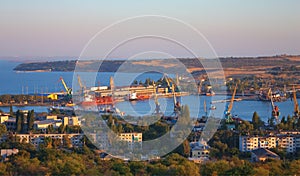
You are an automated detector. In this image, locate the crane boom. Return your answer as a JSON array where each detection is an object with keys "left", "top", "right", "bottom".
[
  {"left": 270, "top": 88, "right": 279, "bottom": 123},
  {"left": 153, "top": 81, "right": 160, "bottom": 114},
  {"left": 293, "top": 86, "right": 299, "bottom": 116},
  {"left": 77, "top": 75, "right": 84, "bottom": 90},
  {"left": 172, "top": 84, "right": 177, "bottom": 105},
  {"left": 227, "top": 84, "right": 237, "bottom": 113},
  {"left": 204, "top": 100, "right": 207, "bottom": 116},
  {"left": 198, "top": 78, "right": 204, "bottom": 95},
  {"left": 60, "top": 77, "right": 72, "bottom": 95}
]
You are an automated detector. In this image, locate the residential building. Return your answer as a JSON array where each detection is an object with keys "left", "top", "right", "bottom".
[
  {"left": 1, "top": 149, "right": 19, "bottom": 162},
  {"left": 119, "top": 133, "right": 142, "bottom": 143},
  {"left": 0, "top": 115, "right": 9, "bottom": 124},
  {"left": 189, "top": 140, "right": 210, "bottom": 163},
  {"left": 239, "top": 134, "right": 300, "bottom": 153},
  {"left": 2, "top": 133, "right": 84, "bottom": 148},
  {"left": 34, "top": 119, "right": 62, "bottom": 131},
  {"left": 251, "top": 148, "right": 280, "bottom": 162},
  {"left": 4, "top": 118, "right": 16, "bottom": 131},
  {"left": 63, "top": 116, "right": 80, "bottom": 126}
]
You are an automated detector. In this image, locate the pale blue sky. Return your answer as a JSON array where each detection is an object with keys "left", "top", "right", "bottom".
[{"left": 0, "top": 0, "right": 299, "bottom": 58}]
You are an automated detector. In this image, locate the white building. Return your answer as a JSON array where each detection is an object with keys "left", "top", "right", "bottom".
[
  {"left": 189, "top": 140, "right": 210, "bottom": 163},
  {"left": 4, "top": 133, "right": 84, "bottom": 148},
  {"left": 239, "top": 134, "right": 299, "bottom": 153}
]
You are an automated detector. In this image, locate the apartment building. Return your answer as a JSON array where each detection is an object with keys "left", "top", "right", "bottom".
[
  {"left": 239, "top": 134, "right": 300, "bottom": 153},
  {"left": 119, "top": 133, "right": 142, "bottom": 143},
  {"left": 2, "top": 133, "right": 84, "bottom": 148}
]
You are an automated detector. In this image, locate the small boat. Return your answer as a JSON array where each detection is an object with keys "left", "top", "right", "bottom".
[
  {"left": 129, "top": 92, "right": 138, "bottom": 101},
  {"left": 129, "top": 92, "right": 150, "bottom": 101},
  {"left": 210, "top": 105, "right": 216, "bottom": 110}
]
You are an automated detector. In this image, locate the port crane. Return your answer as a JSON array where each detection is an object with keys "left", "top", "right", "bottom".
[
  {"left": 172, "top": 83, "right": 181, "bottom": 116},
  {"left": 224, "top": 84, "right": 237, "bottom": 123},
  {"left": 152, "top": 81, "right": 161, "bottom": 115},
  {"left": 292, "top": 86, "right": 299, "bottom": 118},
  {"left": 77, "top": 75, "right": 86, "bottom": 93},
  {"left": 162, "top": 73, "right": 175, "bottom": 93},
  {"left": 198, "top": 78, "right": 205, "bottom": 95},
  {"left": 204, "top": 100, "right": 207, "bottom": 116},
  {"left": 269, "top": 88, "right": 280, "bottom": 124},
  {"left": 60, "top": 77, "right": 72, "bottom": 99}
]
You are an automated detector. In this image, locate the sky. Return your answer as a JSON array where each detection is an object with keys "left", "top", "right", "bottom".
[{"left": 0, "top": 0, "right": 299, "bottom": 59}]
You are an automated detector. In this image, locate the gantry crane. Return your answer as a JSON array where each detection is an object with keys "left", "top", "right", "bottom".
[
  {"left": 225, "top": 84, "right": 237, "bottom": 123},
  {"left": 292, "top": 86, "right": 299, "bottom": 118}
]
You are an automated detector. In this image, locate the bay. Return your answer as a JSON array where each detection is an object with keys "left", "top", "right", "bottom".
[{"left": 0, "top": 60, "right": 298, "bottom": 123}]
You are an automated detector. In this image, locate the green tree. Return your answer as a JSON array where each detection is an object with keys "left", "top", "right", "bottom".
[
  {"left": 0, "top": 124, "right": 7, "bottom": 136},
  {"left": 117, "top": 124, "right": 124, "bottom": 133},
  {"left": 290, "top": 160, "right": 300, "bottom": 175},
  {"left": 173, "top": 139, "right": 190, "bottom": 157},
  {"left": 63, "top": 135, "right": 72, "bottom": 148},
  {"left": 20, "top": 112, "right": 25, "bottom": 133},
  {"left": 27, "top": 110, "right": 35, "bottom": 132},
  {"left": 286, "top": 115, "right": 294, "bottom": 130},
  {"left": 238, "top": 120, "right": 253, "bottom": 135},
  {"left": 16, "top": 110, "right": 22, "bottom": 133},
  {"left": 44, "top": 137, "right": 53, "bottom": 149},
  {"left": 9, "top": 105, "right": 13, "bottom": 117},
  {"left": 47, "top": 124, "right": 54, "bottom": 133},
  {"left": 252, "top": 111, "right": 263, "bottom": 130}
]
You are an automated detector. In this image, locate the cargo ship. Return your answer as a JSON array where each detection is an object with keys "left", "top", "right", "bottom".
[
  {"left": 80, "top": 95, "right": 114, "bottom": 106},
  {"left": 258, "top": 89, "right": 287, "bottom": 102}
]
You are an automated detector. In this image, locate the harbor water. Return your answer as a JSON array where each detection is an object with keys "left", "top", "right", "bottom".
[{"left": 0, "top": 60, "right": 298, "bottom": 122}]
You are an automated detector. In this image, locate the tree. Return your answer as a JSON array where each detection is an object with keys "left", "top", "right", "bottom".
[
  {"left": 0, "top": 124, "right": 7, "bottom": 136},
  {"left": 20, "top": 112, "right": 25, "bottom": 133},
  {"left": 268, "top": 116, "right": 275, "bottom": 127},
  {"left": 27, "top": 110, "right": 35, "bottom": 132},
  {"left": 286, "top": 115, "right": 294, "bottom": 130},
  {"left": 173, "top": 139, "right": 190, "bottom": 157},
  {"left": 63, "top": 135, "right": 72, "bottom": 148},
  {"left": 44, "top": 137, "right": 52, "bottom": 149},
  {"left": 117, "top": 124, "right": 124, "bottom": 133},
  {"left": 290, "top": 160, "right": 300, "bottom": 175},
  {"left": 47, "top": 124, "right": 54, "bottom": 133},
  {"left": 16, "top": 110, "right": 22, "bottom": 133},
  {"left": 252, "top": 112, "right": 263, "bottom": 130},
  {"left": 281, "top": 116, "right": 286, "bottom": 124},
  {"left": 238, "top": 120, "right": 253, "bottom": 135},
  {"left": 9, "top": 105, "right": 13, "bottom": 117}
]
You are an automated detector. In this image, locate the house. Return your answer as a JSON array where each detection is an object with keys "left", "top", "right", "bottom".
[
  {"left": 0, "top": 115, "right": 9, "bottom": 124},
  {"left": 189, "top": 140, "right": 210, "bottom": 163},
  {"left": 34, "top": 119, "right": 62, "bottom": 131},
  {"left": 251, "top": 148, "right": 280, "bottom": 162},
  {"left": 119, "top": 133, "right": 142, "bottom": 143},
  {"left": 4, "top": 118, "right": 16, "bottom": 131},
  {"left": 1, "top": 149, "right": 19, "bottom": 162},
  {"left": 63, "top": 116, "right": 80, "bottom": 126}
]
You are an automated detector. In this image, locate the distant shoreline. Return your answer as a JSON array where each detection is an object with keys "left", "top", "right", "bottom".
[{"left": 12, "top": 55, "right": 300, "bottom": 78}]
